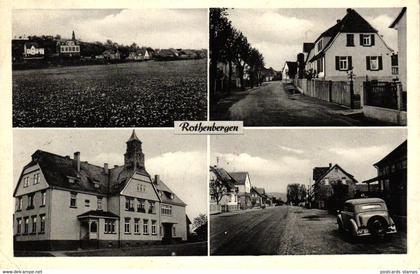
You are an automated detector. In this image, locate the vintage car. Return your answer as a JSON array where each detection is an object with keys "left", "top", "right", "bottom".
[{"left": 337, "top": 198, "right": 397, "bottom": 238}]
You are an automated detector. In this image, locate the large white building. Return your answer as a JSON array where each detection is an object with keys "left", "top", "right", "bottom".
[{"left": 13, "top": 131, "right": 188, "bottom": 251}]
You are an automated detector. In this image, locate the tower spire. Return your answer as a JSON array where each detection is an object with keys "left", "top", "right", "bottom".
[
  {"left": 72, "top": 30, "right": 75, "bottom": 41},
  {"left": 124, "top": 130, "right": 144, "bottom": 171}
]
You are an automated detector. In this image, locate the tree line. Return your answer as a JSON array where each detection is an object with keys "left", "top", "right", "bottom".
[{"left": 210, "top": 8, "right": 265, "bottom": 98}]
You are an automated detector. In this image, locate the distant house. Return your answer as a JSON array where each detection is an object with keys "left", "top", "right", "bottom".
[
  {"left": 127, "top": 48, "right": 151, "bottom": 61},
  {"left": 312, "top": 163, "right": 358, "bottom": 210},
  {"left": 103, "top": 49, "right": 121, "bottom": 60},
  {"left": 209, "top": 166, "right": 239, "bottom": 213},
  {"left": 250, "top": 187, "right": 272, "bottom": 208},
  {"left": 389, "top": 7, "right": 407, "bottom": 92},
  {"left": 57, "top": 31, "right": 80, "bottom": 58},
  {"left": 363, "top": 140, "right": 407, "bottom": 229},
  {"left": 229, "top": 172, "right": 252, "bottom": 210},
  {"left": 262, "top": 67, "right": 276, "bottom": 82},
  {"left": 23, "top": 42, "right": 45, "bottom": 59},
  {"left": 282, "top": 61, "right": 298, "bottom": 80},
  {"left": 155, "top": 49, "right": 178, "bottom": 60},
  {"left": 304, "top": 8, "right": 393, "bottom": 81}
]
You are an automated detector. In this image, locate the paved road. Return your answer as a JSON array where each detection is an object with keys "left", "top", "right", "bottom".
[
  {"left": 210, "top": 206, "right": 406, "bottom": 255},
  {"left": 211, "top": 81, "right": 391, "bottom": 126}
]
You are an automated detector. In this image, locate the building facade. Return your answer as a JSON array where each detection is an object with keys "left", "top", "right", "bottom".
[
  {"left": 389, "top": 8, "right": 407, "bottom": 92},
  {"left": 13, "top": 131, "right": 187, "bottom": 251},
  {"left": 363, "top": 140, "right": 407, "bottom": 229},
  {"left": 209, "top": 166, "right": 239, "bottom": 213},
  {"left": 230, "top": 172, "right": 252, "bottom": 210},
  {"left": 312, "top": 163, "right": 358, "bottom": 210},
  {"left": 57, "top": 31, "right": 80, "bottom": 57},
  {"left": 305, "top": 9, "right": 394, "bottom": 84}
]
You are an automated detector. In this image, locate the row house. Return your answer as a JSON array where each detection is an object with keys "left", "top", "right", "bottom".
[
  {"left": 13, "top": 130, "right": 187, "bottom": 251},
  {"left": 312, "top": 163, "right": 358, "bottom": 210},
  {"left": 209, "top": 166, "right": 239, "bottom": 213},
  {"left": 304, "top": 9, "right": 394, "bottom": 84}
]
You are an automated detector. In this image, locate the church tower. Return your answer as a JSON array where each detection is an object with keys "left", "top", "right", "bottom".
[
  {"left": 72, "top": 30, "right": 76, "bottom": 41},
  {"left": 124, "top": 130, "right": 145, "bottom": 171}
]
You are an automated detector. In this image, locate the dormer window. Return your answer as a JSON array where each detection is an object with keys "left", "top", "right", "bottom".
[
  {"left": 33, "top": 173, "right": 40, "bottom": 185},
  {"left": 170, "top": 193, "right": 174, "bottom": 200},
  {"left": 317, "top": 40, "right": 323, "bottom": 52}
]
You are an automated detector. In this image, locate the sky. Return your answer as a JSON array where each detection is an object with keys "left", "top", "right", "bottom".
[
  {"left": 13, "top": 129, "right": 207, "bottom": 220},
  {"left": 227, "top": 8, "right": 402, "bottom": 70},
  {"left": 12, "top": 9, "right": 208, "bottom": 49},
  {"left": 211, "top": 128, "right": 407, "bottom": 194}
]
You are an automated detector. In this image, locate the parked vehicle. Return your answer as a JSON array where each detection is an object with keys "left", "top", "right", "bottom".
[{"left": 337, "top": 198, "right": 397, "bottom": 238}]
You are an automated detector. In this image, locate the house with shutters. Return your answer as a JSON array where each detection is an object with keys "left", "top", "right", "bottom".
[
  {"left": 13, "top": 130, "right": 187, "bottom": 251},
  {"left": 312, "top": 163, "right": 358, "bottom": 210},
  {"left": 304, "top": 8, "right": 394, "bottom": 82}
]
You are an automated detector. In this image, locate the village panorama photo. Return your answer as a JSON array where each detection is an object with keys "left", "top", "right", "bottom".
[
  {"left": 12, "top": 9, "right": 208, "bottom": 127},
  {"left": 210, "top": 8, "right": 407, "bottom": 126},
  {"left": 12, "top": 129, "right": 208, "bottom": 256}
]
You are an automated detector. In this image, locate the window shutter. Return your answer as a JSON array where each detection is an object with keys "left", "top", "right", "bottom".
[
  {"left": 360, "top": 34, "right": 364, "bottom": 45},
  {"left": 335, "top": 56, "right": 340, "bottom": 70},
  {"left": 371, "top": 34, "right": 375, "bottom": 46},
  {"left": 378, "top": 56, "right": 383, "bottom": 70},
  {"left": 348, "top": 56, "right": 352, "bottom": 70},
  {"left": 366, "top": 56, "right": 371, "bottom": 70}
]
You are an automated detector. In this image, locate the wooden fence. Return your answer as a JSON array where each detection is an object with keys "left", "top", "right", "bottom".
[{"left": 294, "top": 79, "right": 356, "bottom": 108}]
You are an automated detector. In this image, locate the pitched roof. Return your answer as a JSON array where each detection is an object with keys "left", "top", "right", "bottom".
[
  {"left": 20, "top": 150, "right": 110, "bottom": 196},
  {"left": 78, "top": 210, "right": 119, "bottom": 219},
  {"left": 155, "top": 178, "right": 186, "bottom": 207},
  {"left": 210, "top": 166, "right": 237, "bottom": 190},
  {"left": 314, "top": 164, "right": 357, "bottom": 184},
  {"left": 313, "top": 167, "right": 330, "bottom": 181},
  {"left": 229, "top": 172, "right": 249, "bottom": 185},
  {"left": 389, "top": 7, "right": 406, "bottom": 28},
  {"left": 374, "top": 140, "right": 407, "bottom": 167},
  {"left": 309, "top": 8, "right": 379, "bottom": 62}
]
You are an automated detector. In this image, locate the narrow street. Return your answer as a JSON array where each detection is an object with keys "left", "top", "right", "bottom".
[
  {"left": 211, "top": 81, "right": 392, "bottom": 126},
  {"left": 210, "top": 206, "right": 406, "bottom": 255}
]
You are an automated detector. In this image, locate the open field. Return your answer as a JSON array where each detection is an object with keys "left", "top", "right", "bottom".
[{"left": 13, "top": 59, "right": 207, "bottom": 127}]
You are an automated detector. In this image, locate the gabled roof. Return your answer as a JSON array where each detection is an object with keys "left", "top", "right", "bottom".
[
  {"left": 229, "top": 172, "right": 249, "bottom": 186},
  {"left": 155, "top": 178, "right": 186, "bottom": 207},
  {"left": 374, "top": 140, "right": 407, "bottom": 167},
  {"left": 309, "top": 8, "right": 380, "bottom": 62},
  {"left": 314, "top": 163, "right": 357, "bottom": 184},
  {"left": 17, "top": 150, "right": 110, "bottom": 196},
  {"left": 24, "top": 42, "right": 41, "bottom": 48},
  {"left": 210, "top": 166, "right": 237, "bottom": 190},
  {"left": 389, "top": 7, "right": 406, "bottom": 28},
  {"left": 313, "top": 167, "right": 330, "bottom": 181}
]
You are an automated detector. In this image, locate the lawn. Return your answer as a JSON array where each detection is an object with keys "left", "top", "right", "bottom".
[{"left": 13, "top": 59, "right": 207, "bottom": 127}]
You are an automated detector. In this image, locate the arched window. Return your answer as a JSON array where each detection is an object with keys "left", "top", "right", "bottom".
[{"left": 90, "top": 221, "right": 97, "bottom": 233}]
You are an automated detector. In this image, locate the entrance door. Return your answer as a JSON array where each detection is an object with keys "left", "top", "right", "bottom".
[{"left": 162, "top": 223, "right": 173, "bottom": 244}]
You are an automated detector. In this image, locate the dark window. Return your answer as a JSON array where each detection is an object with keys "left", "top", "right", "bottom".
[
  {"left": 90, "top": 222, "right": 97, "bottom": 233},
  {"left": 148, "top": 201, "right": 156, "bottom": 214},
  {"left": 27, "top": 193, "right": 34, "bottom": 209},
  {"left": 41, "top": 191, "right": 46, "bottom": 206},
  {"left": 24, "top": 217, "right": 29, "bottom": 234},
  {"left": 137, "top": 199, "right": 145, "bottom": 213},
  {"left": 40, "top": 215, "right": 46, "bottom": 233},
  {"left": 16, "top": 218, "right": 22, "bottom": 234},
  {"left": 70, "top": 193, "right": 77, "bottom": 208},
  {"left": 125, "top": 197, "right": 134, "bottom": 211},
  {"left": 346, "top": 34, "right": 354, "bottom": 46},
  {"left": 31, "top": 216, "right": 37, "bottom": 233}
]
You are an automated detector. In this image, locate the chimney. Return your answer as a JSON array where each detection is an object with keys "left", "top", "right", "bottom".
[
  {"left": 154, "top": 175, "right": 160, "bottom": 185},
  {"left": 329, "top": 163, "right": 332, "bottom": 168},
  {"left": 336, "top": 19, "right": 341, "bottom": 24},
  {"left": 114, "top": 165, "right": 118, "bottom": 168},
  {"left": 346, "top": 8, "right": 352, "bottom": 14},
  {"left": 104, "top": 163, "right": 109, "bottom": 174},
  {"left": 74, "top": 152, "right": 80, "bottom": 172}
]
